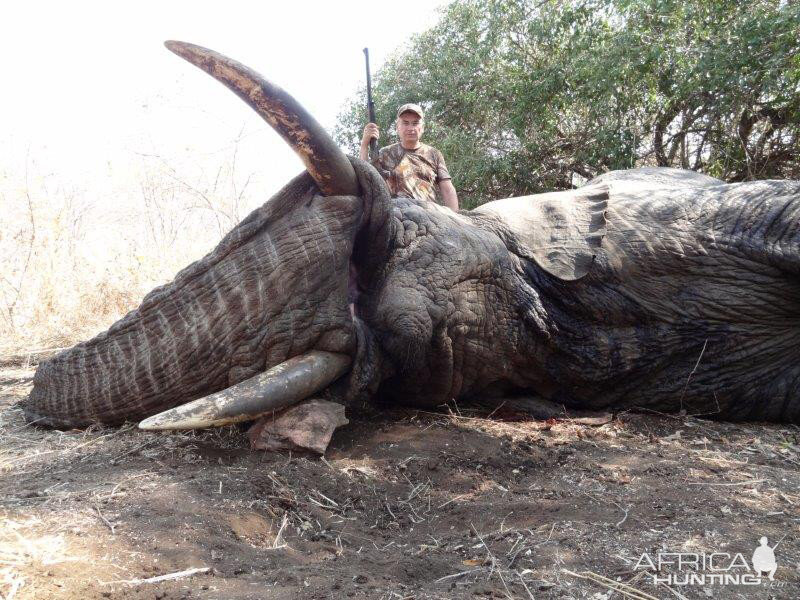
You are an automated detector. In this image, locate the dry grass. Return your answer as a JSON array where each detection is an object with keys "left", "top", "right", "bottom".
[{"left": 0, "top": 145, "right": 262, "bottom": 354}]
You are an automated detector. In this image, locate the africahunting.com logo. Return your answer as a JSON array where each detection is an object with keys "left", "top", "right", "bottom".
[{"left": 634, "top": 536, "right": 782, "bottom": 586}]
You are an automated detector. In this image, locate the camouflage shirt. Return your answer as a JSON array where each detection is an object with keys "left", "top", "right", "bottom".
[{"left": 371, "top": 143, "right": 451, "bottom": 204}]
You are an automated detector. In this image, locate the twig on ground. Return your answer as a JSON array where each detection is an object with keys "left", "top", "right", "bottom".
[
  {"left": 2, "top": 415, "right": 46, "bottom": 434},
  {"left": 470, "top": 522, "right": 514, "bottom": 597},
  {"left": 109, "top": 438, "right": 159, "bottom": 463},
  {"left": 537, "top": 523, "right": 556, "bottom": 547},
  {"left": 507, "top": 542, "right": 531, "bottom": 568},
  {"left": 415, "top": 410, "right": 546, "bottom": 437},
  {"left": 1, "top": 432, "right": 115, "bottom": 470},
  {"left": 272, "top": 513, "right": 289, "bottom": 549},
  {"left": 607, "top": 570, "right": 647, "bottom": 600},
  {"left": 101, "top": 566, "right": 210, "bottom": 586},
  {"left": 437, "top": 493, "right": 469, "bottom": 509},
  {"left": 517, "top": 570, "right": 535, "bottom": 599},
  {"left": 679, "top": 338, "right": 708, "bottom": 410},
  {"left": 582, "top": 492, "right": 631, "bottom": 528},
  {"left": 686, "top": 478, "right": 766, "bottom": 486},
  {"left": 562, "top": 569, "right": 658, "bottom": 600},
  {"left": 102, "top": 473, "right": 153, "bottom": 500},
  {"left": 93, "top": 504, "right": 116, "bottom": 535},
  {"left": 435, "top": 569, "right": 479, "bottom": 583},
  {"left": 659, "top": 579, "right": 691, "bottom": 600},
  {"left": 486, "top": 401, "right": 507, "bottom": 419},
  {"left": 615, "top": 506, "right": 630, "bottom": 528}
]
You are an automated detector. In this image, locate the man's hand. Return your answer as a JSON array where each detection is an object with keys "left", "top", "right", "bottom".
[
  {"left": 439, "top": 179, "right": 459, "bottom": 211},
  {"left": 359, "top": 123, "right": 379, "bottom": 160}
]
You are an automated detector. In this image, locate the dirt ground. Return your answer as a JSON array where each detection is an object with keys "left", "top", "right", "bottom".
[{"left": 2, "top": 359, "right": 800, "bottom": 600}]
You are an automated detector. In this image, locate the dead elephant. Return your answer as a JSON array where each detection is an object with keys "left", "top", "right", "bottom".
[{"left": 21, "top": 41, "right": 800, "bottom": 433}]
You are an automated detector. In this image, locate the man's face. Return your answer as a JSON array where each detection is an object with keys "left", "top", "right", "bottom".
[{"left": 397, "top": 111, "right": 424, "bottom": 149}]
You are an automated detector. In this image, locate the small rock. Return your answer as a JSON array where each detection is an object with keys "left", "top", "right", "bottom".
[{"left": 248, "top": 399, "right": 348, "bottom": 454}]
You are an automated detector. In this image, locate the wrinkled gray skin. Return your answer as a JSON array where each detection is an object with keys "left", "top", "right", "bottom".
[{"left": 22, "top": 47, "right": 800, "bottom": 428}]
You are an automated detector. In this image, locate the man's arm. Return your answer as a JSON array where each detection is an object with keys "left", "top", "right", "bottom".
[
  {"left": 439, "top": 179, "right": 459, "bottom": 211},
  {"left": 433, "top": 148, "right": 458, "bottom": 210}
]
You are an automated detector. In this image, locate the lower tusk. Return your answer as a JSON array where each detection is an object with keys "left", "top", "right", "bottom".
[{"left": 138, "top": 351, "right": 351, "bottom": 430}]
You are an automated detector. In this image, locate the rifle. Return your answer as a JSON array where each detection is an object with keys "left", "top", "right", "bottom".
[{"left": 363, "top": 47, "right": 378, "bottom": 161}]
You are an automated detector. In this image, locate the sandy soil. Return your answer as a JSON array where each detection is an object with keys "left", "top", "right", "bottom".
[{"left": 2, "top": 361, "right": 800, "bottom": 599}]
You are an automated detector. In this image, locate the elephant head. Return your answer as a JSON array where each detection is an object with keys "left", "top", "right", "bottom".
[
  {"left": 22, "top": 41, "right": 571, "bottom": 429},
  {"left": 23, "top": 42, "right": 386, "bottom": 429}
]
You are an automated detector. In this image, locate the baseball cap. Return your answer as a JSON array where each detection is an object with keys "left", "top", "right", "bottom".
[{"left": 397, "top": 103, "right": 424, "bottom": 119}]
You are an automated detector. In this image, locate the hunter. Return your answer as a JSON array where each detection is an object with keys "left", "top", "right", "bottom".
[{"left": 360, "top": 103, "right": 459, "bottom": 211}]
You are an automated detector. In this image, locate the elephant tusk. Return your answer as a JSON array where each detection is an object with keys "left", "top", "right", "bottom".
[
  {"left": 164, "top": 40, "right": 359, "bottom": 197},
  {"left": 138, "top": 351, "right": 351, "bottom": 430}
]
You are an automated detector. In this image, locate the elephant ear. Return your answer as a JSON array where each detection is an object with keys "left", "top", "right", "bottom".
[{"left": 472, "top": 185, "right": 608, "bottom": 281}]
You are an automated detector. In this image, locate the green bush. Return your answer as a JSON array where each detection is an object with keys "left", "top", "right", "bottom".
[{"left": 336, "top": 0, "right": 800, "bottom": 209}]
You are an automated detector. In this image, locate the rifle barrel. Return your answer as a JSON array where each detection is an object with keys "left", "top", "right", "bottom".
[{"left": 363, "top": 47, "right": 378, "bottom": 160}]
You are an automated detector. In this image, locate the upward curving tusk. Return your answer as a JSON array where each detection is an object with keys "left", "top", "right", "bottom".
[
  {"left": 138, "top": 351, "right": 351, "bottom": 430},
  {"left": 164, "top": 40, "right": 359, "bottom": 197}
]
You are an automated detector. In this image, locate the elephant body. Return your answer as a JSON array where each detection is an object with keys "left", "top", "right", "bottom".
[
  {"left": 353, "top": 167, "right": 800, "bottom": 422},
  {"left": 20, "top": 43, "right": 800, "bottom": 428}
]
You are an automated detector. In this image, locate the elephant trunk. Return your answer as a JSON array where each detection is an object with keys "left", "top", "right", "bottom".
[
  {"left": 23, "top": 173, "right": 360, "bottom": 428},
  {"left": 26, "top": 290, "right": 230, "bottom": 427}
]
